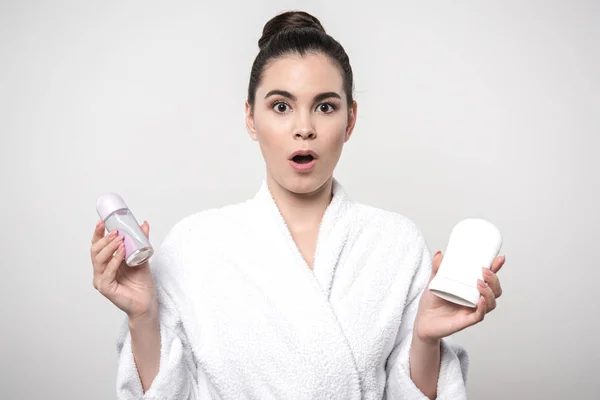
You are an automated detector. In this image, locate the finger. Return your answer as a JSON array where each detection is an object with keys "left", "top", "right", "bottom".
[
  {"left": 477, "top": 279, "right": 497, "bottom": 312},
  {"left": 103, "top": 242, "right": 126, "bottom": 283},
  {"left": 141, "top": 221, "right": 150, "bottom": 238},
  {"left": 490, "top": 255, "right": 506, "bottom": 274},
  {"left": 91, "top": 228, "right": 119, "bottom": 257},
  {"left": 430, "top": 251, "right": 443, "bottom": 281},
  {"left": 95, "top": 234, "right": 125, "bottom": 265},
  {"left": 467, "top": 295, "right": 487, "bottom": 326},
  {"left": 91, "top": 220, "right": 105, "bottom": 245},
  {"left": 483, "top": 267, "right": 503, "bottom": 298}
]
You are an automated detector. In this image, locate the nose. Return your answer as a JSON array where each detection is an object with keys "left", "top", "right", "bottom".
[
  {"left": 293, "top": 113, "right": 316, "bottom": 140},
  {"left": 294, "top": 129, "right": 316, "bottom": 140}
]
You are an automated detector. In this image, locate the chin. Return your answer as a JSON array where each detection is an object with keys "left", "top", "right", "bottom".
[{"left": 274, "top": 171, "right": 332, "bottom": 196}]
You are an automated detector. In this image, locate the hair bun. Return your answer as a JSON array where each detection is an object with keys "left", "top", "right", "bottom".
[{"left": 258, "top": 11, "right": 326, "bottom": 50}]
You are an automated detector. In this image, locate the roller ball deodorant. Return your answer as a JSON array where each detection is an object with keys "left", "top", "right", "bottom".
[{"left": 96, "top": 193, "right": 154, "bottom": 267}]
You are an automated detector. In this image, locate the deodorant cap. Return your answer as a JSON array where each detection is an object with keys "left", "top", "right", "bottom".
[
  {"left": 428, "top": 275, "right": 483, "bottom": 308},
  {"left": 96, "top": 193, "right": 128, "bottom": 221},
  {"left": 428, "top": 218, "right": 503, "bottom": 308}
]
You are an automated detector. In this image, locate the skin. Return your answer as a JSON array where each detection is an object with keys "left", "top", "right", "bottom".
[
  {"left": 411, "top": 252, "right": 505, "bottom": 398},
  {"left": 90, "top": 221, "right": 160, "bottom": 392},
  {"left": 245, "top": 51, "right": 506, "bottom": 399},
  {"left": 90, "top": 51, "right": 506, "bottom": 398},
  {"left": 245, "top": 52, "right": 357, "bottom": 269}
]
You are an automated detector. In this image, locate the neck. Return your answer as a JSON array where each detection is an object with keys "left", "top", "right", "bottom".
[{"left": 266, "top": 174, "right": 334, "bottom": 232}]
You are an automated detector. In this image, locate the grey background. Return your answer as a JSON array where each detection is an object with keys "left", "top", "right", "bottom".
[{"left": 1, "top": 1, "right": 598, "bottom": 399}]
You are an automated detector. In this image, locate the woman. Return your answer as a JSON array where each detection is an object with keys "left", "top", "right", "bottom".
[{"left": 90, "top": 10, "right": 505, "bottom": 400}]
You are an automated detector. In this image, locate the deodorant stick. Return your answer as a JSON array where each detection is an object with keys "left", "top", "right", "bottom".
[
  {"left": 96, "top": 193, "right": 154, "bottom": 267},
  {"left": 428, "top": 218, "right": 502, "bottom": 308}
]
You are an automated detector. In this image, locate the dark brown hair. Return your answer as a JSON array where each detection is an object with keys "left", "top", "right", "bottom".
[{"left": 247, "top": 11, "right": 354, "bottom": 112}]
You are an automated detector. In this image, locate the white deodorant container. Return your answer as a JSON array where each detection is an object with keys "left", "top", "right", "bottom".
[
  {"left": 428, "top": 218, "right": 502, "bottom": 308},
  {"left": 96, "top": 193, "right": 154, "bottom": 267}
]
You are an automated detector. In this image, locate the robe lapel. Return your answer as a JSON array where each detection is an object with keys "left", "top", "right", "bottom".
[
  {"left": 253, "top": 178, "right": 353, "bottom": 297},
  {"left": 311, "top": 178, "right": 354, "bottom": 298},
  {"left": 246, "top": 178, "right": 362, "bottom": 396}
]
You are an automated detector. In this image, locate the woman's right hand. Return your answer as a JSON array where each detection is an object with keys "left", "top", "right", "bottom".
[{"left": 90, "top": 220, "right": 158, "bottom": 321}]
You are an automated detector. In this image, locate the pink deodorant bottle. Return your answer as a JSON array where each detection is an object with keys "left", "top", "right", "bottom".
[{"left": 96, "top": 193, "right": 154, "bottom": 267}]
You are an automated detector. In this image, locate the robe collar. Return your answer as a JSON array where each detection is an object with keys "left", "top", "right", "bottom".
[{"left": 253, "top": 177, "right": 353, "bottom": 298}]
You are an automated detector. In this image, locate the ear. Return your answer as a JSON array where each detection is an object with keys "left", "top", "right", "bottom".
[
  {"left": 344, "top": 100, "right": 358, "bottom": 143},
  {"left": 245, "top": 100, "right": 258, "bottom": 141}
]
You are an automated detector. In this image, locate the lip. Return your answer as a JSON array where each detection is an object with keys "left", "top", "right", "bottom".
[
  {"left": 288, "top": 150, "right": 319, "bottom": 160},
  {"left": 289, "top": 158, "right": 317, "bottom": 172},
  {"left": 288, "top": 149, "right": 319, "bottom": 173}
]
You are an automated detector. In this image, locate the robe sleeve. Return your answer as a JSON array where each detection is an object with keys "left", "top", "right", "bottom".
[
  {"left": 384, "top": 230, "right": 470, "bottom": 400},
  {"left": 115, "top": 221, "right": 199, "bottom": 400}
]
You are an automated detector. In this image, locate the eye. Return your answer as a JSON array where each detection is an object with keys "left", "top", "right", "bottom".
[
  {"left": 316, "top": 102, "right": 338, "bottom": 114},
  {"left": 272, "top": 101, "right": 291, "bottom": 113}
]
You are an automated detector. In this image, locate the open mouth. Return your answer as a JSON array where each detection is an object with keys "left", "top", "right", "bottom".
[{"left": 292, "top": 154, "right": 315, "bottom": 164}]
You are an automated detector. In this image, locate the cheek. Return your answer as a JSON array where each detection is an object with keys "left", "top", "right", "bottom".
[
  {"left": 254, "top": 113, "right": 276, "bottom": 142},
  {"left": 254, "top": 116, "right": 288, "bottom": 158},
  {"left": 317, "top": 116, "right": 348, "bottom": 148}
]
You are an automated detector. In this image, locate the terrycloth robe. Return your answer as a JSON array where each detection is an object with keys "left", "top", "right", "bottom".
[{"left": 116, "top": 178, "right": 469, "bottom": 399}]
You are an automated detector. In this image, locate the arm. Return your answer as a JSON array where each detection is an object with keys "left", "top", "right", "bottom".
[
  {"left": 115, "top": 222, "right": 199, "bottom": 400},
  {"left": 409, "top": 334, "right": 441, "bottom": 399},
  {"left": 384, "top": 232, "right": 469, "bottom": 400},
  {"left": 129, "top": 303, "right": 160, "bottom": 393}
]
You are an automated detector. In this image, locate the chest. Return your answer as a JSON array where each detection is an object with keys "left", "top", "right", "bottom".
[
  {"left": 181, "top": 225, "right": 416, "bottom": 384},
  {"left": 289, "top": 226, "right": 319, "bottom": 270}
]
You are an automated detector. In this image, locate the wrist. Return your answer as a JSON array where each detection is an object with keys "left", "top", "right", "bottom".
[
  {"left": 409, "top": 331, "right": 442, "bottom": 399},
  {"left": 413, "top": 331, "right": 441, "bottom": 348},
  {"left": 128, "top": 299, "right": 159, "bottom": 330}
]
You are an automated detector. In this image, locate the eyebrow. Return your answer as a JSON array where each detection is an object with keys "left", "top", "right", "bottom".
[{"left": 264, "top": 90, "right": 342, "bottom": 103}]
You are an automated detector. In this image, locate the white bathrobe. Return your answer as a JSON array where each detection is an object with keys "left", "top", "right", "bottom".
[{"left": 115, "top": 178, "right": 469, "bottom": 400}]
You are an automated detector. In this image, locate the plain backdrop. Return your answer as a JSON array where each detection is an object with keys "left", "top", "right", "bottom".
[{"left": 1, "top": 1, "right": 598, "bottom": 399}]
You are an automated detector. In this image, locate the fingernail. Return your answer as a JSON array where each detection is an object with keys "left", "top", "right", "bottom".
[
  {"left": 501, "top": 255, "right": 506, "bottom": 262},
  {"left": 483, "top": 268, "right": 492, "bottom": 276},
  {"left": 478, "top": 279, "right": 487, "bottom": 288},
  {"left": 109, "top": 230, "right": 118, "bottom": 237},
  {"left": 96, "top": 220, "right": 102, "bottom": 228}
]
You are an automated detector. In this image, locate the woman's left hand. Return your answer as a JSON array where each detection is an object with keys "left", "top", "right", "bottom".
[{"left": 413, "top": 251, "right": 505, "bottom": 344}]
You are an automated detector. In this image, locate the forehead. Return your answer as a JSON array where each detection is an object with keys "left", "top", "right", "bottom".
[{"left": 257, "top": 53, "right": 344, "bottom": 98}]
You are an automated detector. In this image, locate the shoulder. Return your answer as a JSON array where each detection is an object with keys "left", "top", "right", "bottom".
[
  {"left": 348, "top": 200, "right": 434, "bottom": 298},
  {"left": 350, "top": 201, "right": 427, "bottom": 249},
  {"left": 149, "top": 198, "right": 252, "bottom": 278},
  {"left": 162, "top": 198, "right": 253, "bottom": 247}
]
